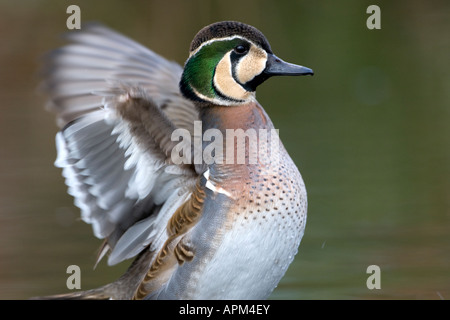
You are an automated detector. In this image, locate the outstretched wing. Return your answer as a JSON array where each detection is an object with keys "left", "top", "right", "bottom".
[{"left": 42, "top": 24, "right": 199, "bottom": 266}]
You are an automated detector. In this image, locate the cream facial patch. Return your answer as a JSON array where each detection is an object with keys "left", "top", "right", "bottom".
[
  {"left": 235, "top": 45, "right": 268, "bottom": 84},
  {"left": 213, "top": 51, "right": 252, "bottom": 102}
]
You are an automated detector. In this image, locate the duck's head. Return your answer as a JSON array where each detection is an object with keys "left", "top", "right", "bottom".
[{"left": 180, "top": 21, "right": 313, "bottom": 106}]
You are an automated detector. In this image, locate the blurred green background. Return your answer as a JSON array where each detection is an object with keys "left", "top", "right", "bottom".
[{"left": 0, "top": 0, "right": 449, "bottom": 299}]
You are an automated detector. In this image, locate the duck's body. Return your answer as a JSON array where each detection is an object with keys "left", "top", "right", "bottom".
[
  {"left": 139, "top": 101, "right": 306, "bottom": 299},
  {"left": 40, "top": 21, "right": 312, "bottom": 300}
]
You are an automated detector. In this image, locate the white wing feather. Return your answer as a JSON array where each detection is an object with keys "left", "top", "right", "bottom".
[{"left": 44, "top": 24, "right": 199, "bottom": 265}]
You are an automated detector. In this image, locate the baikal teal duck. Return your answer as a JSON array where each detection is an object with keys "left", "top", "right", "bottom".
[{"left": 38, "top": 21, "right": 313, "bottom": 300}]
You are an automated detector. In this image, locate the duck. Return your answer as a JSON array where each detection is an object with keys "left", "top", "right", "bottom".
[{"left": 40, "top": 20, "right": 313, "bottom": 300}]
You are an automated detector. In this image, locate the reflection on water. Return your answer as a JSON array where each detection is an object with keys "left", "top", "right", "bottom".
[{"left": 0, "top": 1, "right": 449, "bottom": 299}]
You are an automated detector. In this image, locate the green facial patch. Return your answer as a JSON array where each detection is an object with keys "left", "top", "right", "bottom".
[{"left": 181, "top": 38, "right": 244, "bottom": 100}]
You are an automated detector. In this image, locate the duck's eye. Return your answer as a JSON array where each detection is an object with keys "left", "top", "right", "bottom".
[{"left": 234, "top": 45, "right": 248, "bottom": 55}]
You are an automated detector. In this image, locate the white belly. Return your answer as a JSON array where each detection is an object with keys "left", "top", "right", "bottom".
[{"left": 190, "top": 211, "right": 306, "bottom": 299}]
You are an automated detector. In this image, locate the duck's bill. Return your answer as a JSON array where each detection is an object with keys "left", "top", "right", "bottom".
[{"left": 264, "top": 54, "right": 314, "bottom": 76}]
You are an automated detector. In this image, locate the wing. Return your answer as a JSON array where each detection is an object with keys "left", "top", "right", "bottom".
[{"left": 41, "top": 24, "right": 200, "bottom": 266}]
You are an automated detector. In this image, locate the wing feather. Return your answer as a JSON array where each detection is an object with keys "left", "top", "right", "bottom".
[{"left": 43, "top": 24, "right": 200, "bottom": 265}]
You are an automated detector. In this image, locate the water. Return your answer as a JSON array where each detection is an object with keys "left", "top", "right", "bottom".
[{"left": 0, "top": 0, "right": 449, "bottom": 299}]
